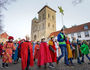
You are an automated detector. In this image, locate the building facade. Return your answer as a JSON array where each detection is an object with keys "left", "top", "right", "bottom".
[
  {"left": 49, "top": 22, "right": 90, "bottom": 43},
  {"left": 31, "top": 5, "right": 56, "bottom": 41}
]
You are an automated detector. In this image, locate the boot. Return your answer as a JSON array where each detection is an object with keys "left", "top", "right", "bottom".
[
  {"left": 5, "top": 63, "right": 8, "bottom": 68},
  {"left": 1, "top": 63, "right": 5, "bottom": 68}
]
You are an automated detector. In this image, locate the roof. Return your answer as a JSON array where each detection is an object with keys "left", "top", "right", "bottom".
[
  {"left": 38, "top": 5, "right": 56, "bottom": 14},
  {"left": 0, "top": 32, "right": 9, "bottom": 39},
  {"left": 32, "top": 17, "right": 39, "bottom": 23},
  {"left": 49, "top": 22, "right": 90, "bottom": 37}
]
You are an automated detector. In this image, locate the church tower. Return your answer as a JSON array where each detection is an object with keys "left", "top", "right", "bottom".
[{"left": 31, "top": 5, "right": 56, "bottom": 41}]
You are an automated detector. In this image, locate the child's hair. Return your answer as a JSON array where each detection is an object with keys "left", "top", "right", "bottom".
[{"left": 83, "top": 40, "right": 88, "bottom": 45}]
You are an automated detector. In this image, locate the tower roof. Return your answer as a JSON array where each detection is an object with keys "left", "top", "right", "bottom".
[{"left": 38, "top": 5, "right": 56, "bottom": 14}]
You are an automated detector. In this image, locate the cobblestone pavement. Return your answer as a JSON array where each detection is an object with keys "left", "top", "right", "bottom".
[{"left": 0, "top": 56, "right": 90, "bottom": 70}]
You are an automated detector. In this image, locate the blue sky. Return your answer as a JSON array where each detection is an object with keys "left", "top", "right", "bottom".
[{"left": 2, "top": 0, "right": 90, "bottom": 39}]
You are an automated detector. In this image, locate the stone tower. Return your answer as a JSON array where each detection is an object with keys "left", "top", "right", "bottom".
[{"left": 31, "top": 5, "right": 56, "bottom": 41}]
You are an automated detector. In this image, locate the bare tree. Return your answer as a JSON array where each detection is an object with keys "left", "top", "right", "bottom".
[
  {"left": 0, "top": 23, "right": 3, "bottom": 33},
  {"left": 0, "top": 15, "right": 3, "bottom": 33},
  {"left": 0, "top": 0, "right": 16, "bottom": 33}
]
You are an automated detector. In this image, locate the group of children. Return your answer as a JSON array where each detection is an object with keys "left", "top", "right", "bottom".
[{"left": 0, "top": 29, "right": 90, "bottom": 70}]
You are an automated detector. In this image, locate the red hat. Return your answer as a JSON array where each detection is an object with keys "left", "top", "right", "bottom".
[{"left": 8, "top": 36, "right": 14, "bottom": 40}]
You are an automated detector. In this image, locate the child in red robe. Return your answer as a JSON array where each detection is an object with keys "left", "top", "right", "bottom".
[
  {"left": 34, "top": 41, "right": 40, "bottom": 61},
  {"left": 18, "top": 39, "right": 25, "bottom": 59},
  {"left": 21, "top": 36, "right": 34, "bottom": 70},
  {"left": 48, "top": 36, "right": 57, "bottom": 65},
  {"left": 38, "top": 37, "right": 54, "bottom": 68}
]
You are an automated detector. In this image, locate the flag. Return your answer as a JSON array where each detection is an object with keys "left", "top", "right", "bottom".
[{"left": 58, "top": 6, "right": 64, "bottom": 15}]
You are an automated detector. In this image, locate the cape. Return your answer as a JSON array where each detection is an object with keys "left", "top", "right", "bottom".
[
  {"left": 38, "top": 42, "right": 52, "bottom": 66},
  {"left": 80, "top": 44, "right": 90, "bottom": 55},
  {"left": 21, "top": 41, "right": 34, "bottom": 70},
  {"left": 18, "top": 41, "right": 22, "bottom": 58}
]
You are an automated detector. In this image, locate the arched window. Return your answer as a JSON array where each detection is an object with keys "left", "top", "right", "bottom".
[
  {"left": 48, "top": 23, "right": 50, "bottom": 27},
  {"left": 39, "top": 16, "right": 41, "bottom": 21},
  {"left": 48, "top": 14, "right": 50, "bottom": 18},
  {"left": 43, "top": 23, "right": 44, "bottom": 29},
  {"left": 52, "top": 16, "right": 54, "bottom": 20},
  {"left": 34, "top": 35, "right": 36, "bottom": 40},
  {"left": 43, "top": 13, "right": 45, "bottom": 20},
  {"left": 52, "top": 24, "right": 54, "bottom": 28}
]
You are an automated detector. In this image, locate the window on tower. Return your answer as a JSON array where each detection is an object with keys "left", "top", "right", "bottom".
[
  {"left": 43, "top": 13, "right": 45, "bottom": 20},
  {"left": 48, "top": 14, "right": 50, "bottom": 18},
  {"left": 48, "top": 23, "right": 50, "bottom": 27},
  {"left": 52, "top": 16, "right": 54, "bottom": 20},
  {"left": 34, "top": 35, "right": 37, "bottom": 40},
  {"left": 42, "top": 23, "right": 44, "bottom": 29},
  {"left": 39, "top": 16, "right": 41, "bottom": 21},
  {"left": 52, "top": 24, "right": 54, "bottom": 28}
]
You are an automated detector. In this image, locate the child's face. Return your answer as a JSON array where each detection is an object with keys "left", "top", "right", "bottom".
[{"left": 9, "top": 39, "right": 13, "bottom": 42}]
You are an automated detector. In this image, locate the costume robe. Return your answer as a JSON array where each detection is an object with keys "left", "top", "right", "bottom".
[
  {"left": 2, "top": 42, "right": 16, "bottom": 63},
  {"left": 0, "top": 44, "right": 3, "bottom": 56},
  {"left": 12, "top": 43, "right": 19, "bottom": 61},
  {"left": 34, "top": 44, "right": 40, "bottom": 59},
  {"left": 18, "top": 41, "right": 22, "bottom": 58},
  {"left": 66, "top": 39, "right": 73, "bottom": 59},
  {"left": 49, "top": 40, "right": 57, "bottom": 62},
  {"left": 80, "top": 44, "right": 90, "bottom": 55},
  {"left": 21, "top": 41, "right": 34, "bottom": 70},
  {"left": 38, "top": 42, "right": 52, "bottom": 66}
]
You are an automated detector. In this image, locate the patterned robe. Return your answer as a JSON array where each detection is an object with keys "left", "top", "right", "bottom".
[{"left": 2, "top": 42, "right": 16, "bottom": 63}]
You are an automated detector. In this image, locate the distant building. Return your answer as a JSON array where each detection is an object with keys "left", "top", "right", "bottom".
[
  {"left": 31, "top": 5, "right": 56, "bottom": 41},
  {"left": 49, "top": 22, "right": 90, "bottom": 43},
  {"left": 0, "top": 32, "right": 9, "bottom": 43}
]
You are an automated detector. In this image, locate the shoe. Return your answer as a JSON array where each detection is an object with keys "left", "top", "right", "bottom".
[
  {"left": 26, "top": 67, "right": 29, "bottom": 70},
  {"left": 49, "top": 65, "right": 55, "bottom": 68},
  {"left": 71, "top": 63, "right": 75, "bottom": 66},
  {"left": 78, "top": 60, "right": 82, "bottom": 64},
  {"left": 44, "top": 64, "right": 47, "bottom": 69},
  {"left": 38, "top": 65, "right": 41, "bottom": 68},
  {"left": 65, "top": 64, "right": 70, "bottom": 66},
  {"left": 57, "top": 60, "right": 59, "bottom": 64},
  {"left": 5, "top": 66, "right": 8, "bottom": 68},
  {"left": 81, "top": 60, "right": 84, "bottom": 63},
  {"left": 1, "top": 66, "right": 4, "bottom": 68},
  {"left": 88, "top": 62, "right": 90, "bottom": 64},
  {"left": 88, "top": 61, "right": 90, "bottom": 64},
  {"left": 5, "top": 63, "right": 8, "bottom": 68},
  {"left": 78, "top": 62, "right": 81, "bottom": 64},
  {"left": 1, "top": 63, "right": 5, "bottom": 68}
]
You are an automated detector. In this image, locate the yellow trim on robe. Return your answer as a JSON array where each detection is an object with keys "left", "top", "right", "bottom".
[
  {"left": 67, "top": 44, "right": 73, "bottom": 59},
  {"left": 48, "top": 40, "right": 54, "bottom": 46}
]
